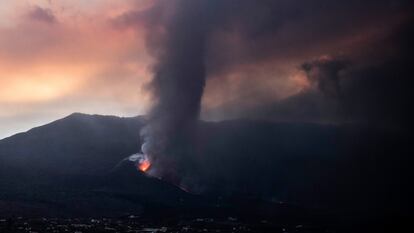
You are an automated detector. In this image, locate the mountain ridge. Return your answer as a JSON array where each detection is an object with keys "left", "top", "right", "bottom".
[{"left": 0, "top": 113, "right": 411, "bottom": 218}]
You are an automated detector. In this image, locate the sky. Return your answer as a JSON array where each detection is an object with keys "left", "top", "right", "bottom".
[
  {"left": 0, "top": 0, "right": 412, "bottom": 139},
  {"left": 0, "top": 0, "right": 154, "bottom": 138}
]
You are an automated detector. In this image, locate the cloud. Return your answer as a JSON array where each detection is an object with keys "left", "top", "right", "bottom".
[
  {"left": 0, "top": 1, "right": 152, "bottom": 137},
  {"left": 206, "top": 17, "right": 414, "bottom": 128},
  {"left": 301, "top": 56, "right": 348, "bottom": 98},
  {"left": 0, "top": 0, "right": 413, "bottom": 138},
  {"left": 191, "top": 0, "right": 413, "bottom": 127},
  {"left": 26, "top": 6, "right": 56, "bottom": 24}
]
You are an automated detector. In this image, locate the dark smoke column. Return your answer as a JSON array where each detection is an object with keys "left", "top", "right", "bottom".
[{"left": 141, "top": 0, "right": 209, "bottom": 187}]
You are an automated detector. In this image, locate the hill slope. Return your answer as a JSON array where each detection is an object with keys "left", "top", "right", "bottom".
[
  {"left": 0, "top": 113, "right": 195, "bottom": 217},
  {"left": 0, "top": 113, "right": 411, "bottom": 218}
]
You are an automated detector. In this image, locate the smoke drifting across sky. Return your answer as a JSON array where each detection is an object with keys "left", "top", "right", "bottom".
[
  {"left": 115, "top": 0, "right": 414, "bottom": 186},
  {"left": 0, "top": 0, "right": 413, "bottom": 138},
  {"left": 139, "top": 1, "right": 211, "bottom": 185}
]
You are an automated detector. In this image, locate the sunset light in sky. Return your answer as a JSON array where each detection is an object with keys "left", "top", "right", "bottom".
[
  {"left": 0, "top": 0, "right": 410, "bottom": 138},
  {"left": 0, "top": 0, "right": 154, "bottom": 138}
]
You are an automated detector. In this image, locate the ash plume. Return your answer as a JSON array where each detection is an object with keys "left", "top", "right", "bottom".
[
  {"left": 140, "top": 0, "right": 211, "bottom": 186},
  {"left": 130, "top": 0, "right": 413, "bottom": 189}
]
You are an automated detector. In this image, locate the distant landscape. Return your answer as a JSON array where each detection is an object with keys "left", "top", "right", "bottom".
[{"left": 0, "top": 113, "right": 410, "bottom": 232}]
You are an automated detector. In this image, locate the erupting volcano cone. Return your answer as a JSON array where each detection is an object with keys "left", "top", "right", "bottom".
[{"left": 138, "top": 159, "right": 151, "bottom": 172}]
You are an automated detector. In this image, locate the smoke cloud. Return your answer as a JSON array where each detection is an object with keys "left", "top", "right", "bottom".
[
  {"left": 139, "top": 0, "right": 212, "bottom": 186},
  {"left": 132, "top": 0, "right": 413, "bottom": 188},
  {"left": 301, "top": 56, "right": 348, "bottom": 98}
]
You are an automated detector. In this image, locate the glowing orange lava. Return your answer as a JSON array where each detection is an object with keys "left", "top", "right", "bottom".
[{"left": 138, "top": 160, "right": 151, "bottom": 172}]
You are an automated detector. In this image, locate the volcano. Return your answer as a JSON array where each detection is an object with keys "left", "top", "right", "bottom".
[{"left": 0, "top": 113, "right": 411, "bottom": 229}]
